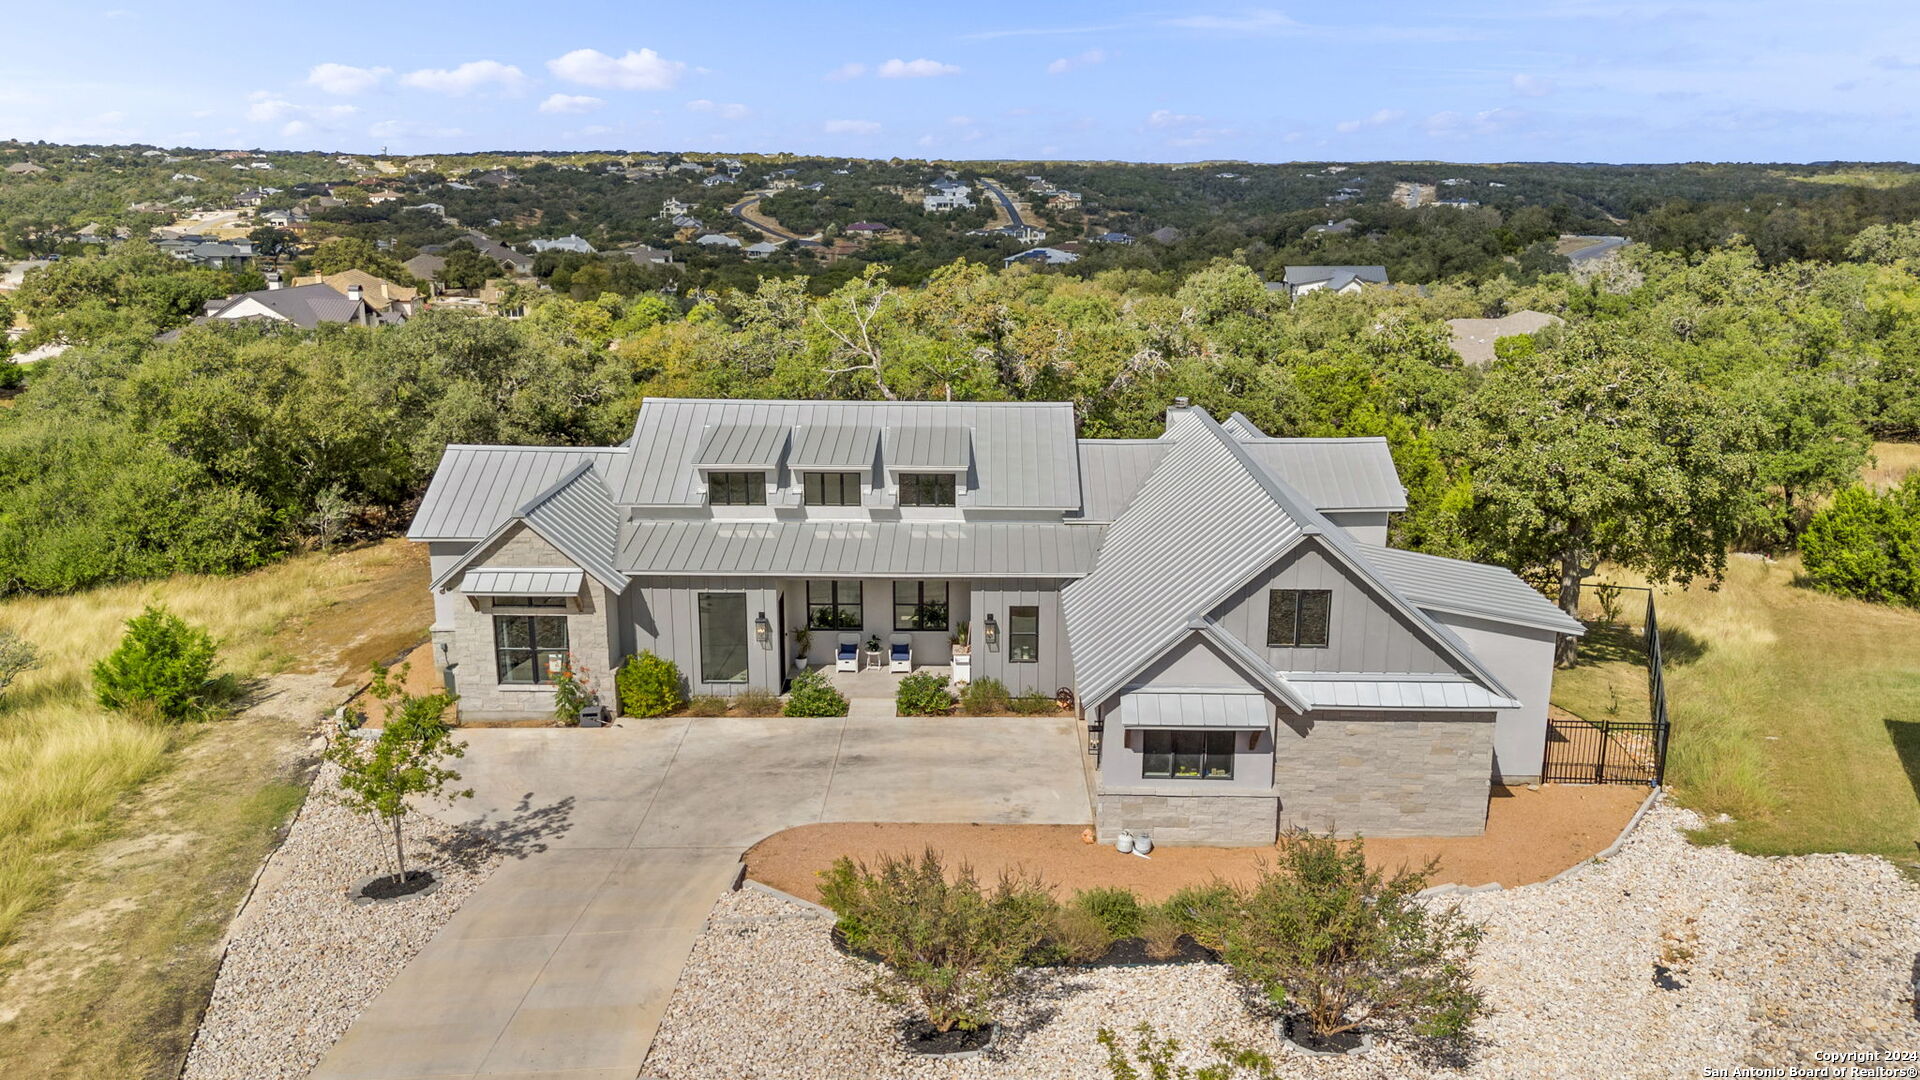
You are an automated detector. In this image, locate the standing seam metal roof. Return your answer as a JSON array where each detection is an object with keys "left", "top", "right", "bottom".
[
  {"left": 789, "top": 425, "right": 881, "bottom": 470},
  {"left": 885, "top": 424, "right": 971, "bottom": 470},
  {"left": 692, "top": 424, "right": 790, "bottom": 468},
  {"left": 619, "top": 520, "right": 1102, "bottom": 577},
  {"left": 407, "top": 445, "right": 631, "bottom": 540},
  {"left": 1356, "top": 543, "right": 1585, "bottom": 635}
]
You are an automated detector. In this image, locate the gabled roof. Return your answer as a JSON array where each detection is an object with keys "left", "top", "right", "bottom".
[
  {"left": 613, "top": 399, "right": 1081, "bottom": 510},
  {"left": 1061, "top": 406, "right": 1511, "bottom": 711},
  {"left": 1281, "top": 265, "right": 1388, "bottom": 287},
  {"left": 407, "top": 445, "right": 630, "bottom": 541},
  {"left": 206, "top": 283, "right": 367, "bottom": 328},
  {"left": 1068, "top": 426, "right": 1406, "bottom": 522},
  {"left": 430, "top": 462, "right": 628, "bottom": 593},
  {"left": 1356, "top": 543, "right": 1585, "bottom": 636}
]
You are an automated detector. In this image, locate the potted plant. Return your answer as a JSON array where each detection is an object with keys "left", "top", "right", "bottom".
[
  {"left": 950, "top": 623, "right": 972, "bottom": 684},
  {"left": 793, "top": 627, "right": 812, "bottom": 672},
  {"left": 865, "top": 633, "right": 882, "bottom": 661}
]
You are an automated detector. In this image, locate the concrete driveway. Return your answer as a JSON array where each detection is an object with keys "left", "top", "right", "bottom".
[{"left": 309, "top": 713, "right": 1090, "bottom": 1080}]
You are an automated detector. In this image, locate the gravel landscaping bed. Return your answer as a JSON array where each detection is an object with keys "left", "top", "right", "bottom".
[
  {"left": 647, "top": 804, "right": 1920, "bottom": 1079},
  {"left": 181, "top": 762, "right": 501, "bottom": 1080}
]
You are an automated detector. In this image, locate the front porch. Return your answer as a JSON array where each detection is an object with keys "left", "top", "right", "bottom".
[{"left": 821, "top": 661, "right": 959, "bottom": 705}]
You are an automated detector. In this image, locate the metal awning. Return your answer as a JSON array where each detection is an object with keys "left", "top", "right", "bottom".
[
  {"left": 1116, "top": 691, "right": 1270, "bottom": 729},
  {"left": 460, "top": 569, "right": 584, "bottom": 596},
  {"left": 692, "top": 423, "right": 789, "bottom": 468},
  {"left": 790, "top": 424, "right": 880, "bottom": 471}
]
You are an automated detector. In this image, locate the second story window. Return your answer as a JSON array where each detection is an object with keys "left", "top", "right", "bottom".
[
  {"left": 804, "top": 472, "right": 863, "bottom": 506},
  {"left": 1267, "top": 588, "right": 1332, "bottom": 648},
  {"left": 898, "top": 473, "right": 957, "bottom": 507},
  {"left": 707, "top": 471, "right": 766, "bottom": 506}
]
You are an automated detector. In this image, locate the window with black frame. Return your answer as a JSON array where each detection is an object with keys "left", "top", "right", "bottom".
[
  {"left": 1266, "top": 588, "right": 1332, "bottom": 647},
  {"left": 1140, "top": 730, "right": 1236, "bottom": 780},
  {"left": 806, "top": 580, "right": 863, "bottom": 629},
  {"left": 1008, "top": 605, "right": 1039, "bottom": 663},
  {"left": 706, "top": 471, "right": 766, "bottom": 506},
  {"left": 494, "top": 614, "right": 569, "bottom": 684},
  {"left": 898, "top": 473, "right": 957, "bottom": 506},
  {"left": 698, "top": 592, "right": 749, "bottom": 683},
  {"left": 803, "top": 472, "right": 863, "bottom": 506},
  {"left": 893, "top": 580, "right": 949, "bottom": 631}
]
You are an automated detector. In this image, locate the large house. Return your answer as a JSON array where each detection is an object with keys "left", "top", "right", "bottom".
[
  {"left": 1270, "top": 265, "right": 1389, "bottom": 298},
  {"left": 410, "top": 399, "right": 1582, "bottom": 845}
]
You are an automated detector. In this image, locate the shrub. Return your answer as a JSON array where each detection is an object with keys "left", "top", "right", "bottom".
[
  {"left": 1097, "top": 1024, "right": 1280, "bottom": 1079},
  {"left": 1160, "top": 882, "right": 1238, "bottom": 947},
  {"left": 616, "top": 651, "right": 683, "bottom": 717},
  {"left": 1139, "top": 907, "right": 1186, "bottom": 961},
  {"left": 1210, "top": 831, "right": 1484, "bottom": 1044},
  {"left": 1799, "top": 481, "right": 1920, "bottom": 604},
  {"left": 817, "top": 850, "right": 1053, "bottom": 1033},
  {"left": 783, "top": 670, "right": 848, "bottom": 717},
  {"left": 684, "top": 694, "right": 729, "bottom": 717},
  {"left": 1072, "top": 886, "right": 1144, "bottom": 939},
  {"left": 92, "top": 605, "right": 220, "bottom": 723},
  {"left": 0, "top": 628, "right": 41, "bottom": 698},
  {"left": 896, "top": 671, "right": 955, "bottom": 716},
  {"left": 958, "top": 677, "right": 1011, "bottom": 715},
  {"left": 551, "top": 661, "right": 595, "bottom": 725},
  {"left": 1010, "top": 691, "right": 1056, "bottom": 715},
  {"left": 732, "top": 687, "right": 783, "bottom": 716},
  {"left": 1048, "top": 904, "right": 1115, "bottom": 964}
]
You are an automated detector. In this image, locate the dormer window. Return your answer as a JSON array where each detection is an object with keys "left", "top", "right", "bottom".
[
  {"left": 1267, "top": 588, "right": 1332, "bottom": 647},
  {"left": 804, "top": 471, "right": 863, "bottom": 506},
  {"left": 707, "top": 472, "right": 766, "bottom": 506},
  {"left": 898, "top": 473, "right": 957, "bottom": 507}
]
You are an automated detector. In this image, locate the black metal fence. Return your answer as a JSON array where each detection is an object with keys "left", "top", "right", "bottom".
[{"left": 1541, "top": 583, "right": 1672, "bottom": 786}]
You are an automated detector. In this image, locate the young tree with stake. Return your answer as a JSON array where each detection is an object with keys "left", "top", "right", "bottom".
[{"left": 324, "top": 666, "right": 470, "bottom": 887}]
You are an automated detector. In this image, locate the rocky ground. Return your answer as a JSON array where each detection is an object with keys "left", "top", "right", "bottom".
[
  {"left": 180, "top": 761, "right": 501, "bottom": 1080},
  {"left": 646, "top": 805, "right": 1920, "bottom": 1079}
]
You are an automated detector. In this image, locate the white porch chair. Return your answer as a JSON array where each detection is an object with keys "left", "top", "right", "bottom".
[
  {"left": 889, "top": 633, "right": 913, "bottom": 673},
  {"left": 835, "top": 633, "right": 861, "bottom": 673}
]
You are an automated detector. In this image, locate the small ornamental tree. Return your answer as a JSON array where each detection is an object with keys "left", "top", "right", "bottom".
[
  {"left": 92, "top": 605, "right": 220, "bottom": 723},
  {"left": 324, "top": 667, "right": 470, "bottom": 887},
  {"left": 0, "top": 628, "right": 42, "bottom": 699},
  {"left": 616, "top": 651, "right": 683, "bottom": 717},
  {"left": 818, "top": 850, "right": 1053, "bottom": 1034},
  {"left": 1209, "top": 831, "right": 1484, "bottom": 1045}
]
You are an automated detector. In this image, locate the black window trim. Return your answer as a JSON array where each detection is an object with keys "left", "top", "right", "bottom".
[
  {"left": 806, "top": 579, "right": 864, "bottom": 630},
  {"left": 1139, "top": 729, "right": 1237, "bottom": 781},
  {"left": 493, "top": 613, "right": 570, "bottom": 686},
  {"left": 1266, "top": 588, "right": 1332, "bottom": 648},
  {"left": 697, "top": 590, "right": 750, "bottom": 684},
  {"left": 706, "top": 471, "right": 767, "bottom": 506},
  {"left": 898, "top": 472, "right": 958, "bottom": 507},
  {"left": 1007, "top": 604, "right": 1040, "bottom": 664},
  {"left": 892, "top": 579, "right": 950, "bottom": 631},
  {"left": 803, "top": 470, "right": 864, "bottom": 506}
]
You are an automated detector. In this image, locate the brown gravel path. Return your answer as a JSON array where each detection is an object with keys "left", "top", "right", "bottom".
[{"left": 746, "top": 783, "right": 1647, "bottom": 902}]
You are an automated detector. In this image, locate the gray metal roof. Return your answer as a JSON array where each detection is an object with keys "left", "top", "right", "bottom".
[
  {"left": 1357, "top": 543, "right": 1585, "bottom": 635},
  {"left": 1282, "top": 265, "right": 1388, "bottom": 286},
  {"left": 461, "top": 569, "right": 584, "bottom": 596},
  {"left": 1067, "top": 440, "right": 1166, "bottom": 522},
  {"left": 614, "top": 400, "right": 1080, "bottom": 509},
  {"left": 790, "top": 425, "right": 880, "bottom": 471},
  {"left": 407, "top": 445, "right": 629, "bottom": 541},
  {"left": 619, "top": 520, "right": 1103, "bottom": 577},
  {"left": 1238, "top": 439, "right": 1407, "bottom": 512},
  {"left": 1063, "top": 407, "right": 1512, "bottom": 711},
  {"left": 886, "top": 424, "right": 970, "bottom": 471},
  {"left": 692, "top": 424, "right": 789, "bottom": 469},
  {"left": 208, "top": 283, "right": 363, "bottom": 328},
  {"left": 519, "top": 464, "right": 628, "bottom": 590},
  {"left": 1117, "top": 690, "right": 1269, "bottom": 728},
  {"left": 1285, "top": 673, "right": 1518, "bottom": 711}
]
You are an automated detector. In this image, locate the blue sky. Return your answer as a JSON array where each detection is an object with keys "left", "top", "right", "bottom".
[{"left": 4, "top": 1, "right": 1919, "bottom": 162}]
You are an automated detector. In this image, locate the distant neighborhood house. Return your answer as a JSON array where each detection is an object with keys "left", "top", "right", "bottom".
[{"left": 1271, "top": 265, "right": 1390, "bottom": 298}]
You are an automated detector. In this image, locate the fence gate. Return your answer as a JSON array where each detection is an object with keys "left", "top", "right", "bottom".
[{"left": 1541, "top": 584, "right": 1671, "bottom": 786}]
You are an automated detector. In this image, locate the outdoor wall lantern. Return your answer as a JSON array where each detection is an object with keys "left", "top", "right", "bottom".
[
  {"left": 754, "top": 612, "right": 772, "bottom": 647},
  {"left": 983, "top": 613, "right": 999, "bottom": 647}
]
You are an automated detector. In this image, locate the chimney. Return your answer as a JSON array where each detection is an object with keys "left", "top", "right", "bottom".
[
  {"left": 265, "top": 271, "right": 282, "bottom": 291},
  {"left": 346, "top": 284, "right": 363, "bottom": 303},
  {"left": 1171, "top": 396, "right": 1190, "bottom": 409}
]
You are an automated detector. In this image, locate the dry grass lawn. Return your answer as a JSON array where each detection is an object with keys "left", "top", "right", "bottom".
[
  {"left": 0, "top": 540, "right": 431, "bottom": 1079},
  {"left": 747, "top": 783, "right": 1648, "bottom": 903},
  {"left": 1865, "top": 440, "right": 1920, "bottom": 491}
]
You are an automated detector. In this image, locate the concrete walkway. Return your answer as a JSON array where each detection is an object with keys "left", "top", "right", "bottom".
[{"left": 309, "top": 713, "right": 1090, "bottom": 1080}]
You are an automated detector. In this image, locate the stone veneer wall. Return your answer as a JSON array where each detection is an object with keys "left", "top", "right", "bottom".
[
  {"left": 1271, "top": 711, "right": 1495, "bottom": 838},
  {"left": 1096, "top": 793, "right": 1279, "bottom": 847},
  {"left": 442, "top": 526, "right": 618, "bottom": 718}
]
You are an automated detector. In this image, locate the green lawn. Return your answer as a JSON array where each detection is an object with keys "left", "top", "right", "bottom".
[{"left": 1554, "top": 555, "right": 1920, "bottom": 859}]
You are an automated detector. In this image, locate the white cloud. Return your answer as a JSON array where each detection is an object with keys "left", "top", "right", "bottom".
[
  {"left": 876, "top": 58, "right": 961, "bottom": 78},
  {"left": 400, "top": 60, "right": 529, "bottom": 96},
  {"left": 1046, "top": 48, "right": 1107, "bottom": 75},
  {"left": 248, "top": 97, "right": 355, "bottom": 126},
  {"left": 540, "top": 93, "right": 606, "bottom": 114},
  {"left": 307, "top": 63, "right": 390, "bottom": 95},
  {"left": 686, "top": 99, "right": 749, "bottom": 119},
  {"left": 369, "top": 119, "right": 465, "bottom": 140},
  {"left": 247, "top": 97, "right": 296, "bottom": 123},
  {"left": 1147, "top": 108, "right": 1203, "bottom": 128},
  {"left": 1335, "top": 108, "right": 1404, "bottom": 133},
  {"left": 281, "top": 120, "right": 311, "bottom": 137},
  {"left": 1425, "top": 108, "right": 1525, "bottom": 138},
  {"left": 1511, "top": 73, "right": 1556, "bottom": 97},
  {"left": 547, "top": 48, "right": 685, "bottom": 90},
  {"left": 823, "top": 62, "right": 867, "bottom": 81},
  {"left": 824, "top": 119, "right": 881, "bottom": 134}
]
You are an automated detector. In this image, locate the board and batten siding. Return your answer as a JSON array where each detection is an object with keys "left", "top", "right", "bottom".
[
  {"left": 968, "top": 579, "right": 1072, "bottom": 695},
  {"left": 1212, "top": 541, "right": 1458, "bottom": 675},
  {"left": 776, "top": 579, "right": 971, "bottom": 670},
  {"left": 626, "top": 576, "right": 783, "bottom": 695},
  {"left": 1429, "top": 611, "right": 1558, "bottom": 782}
]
